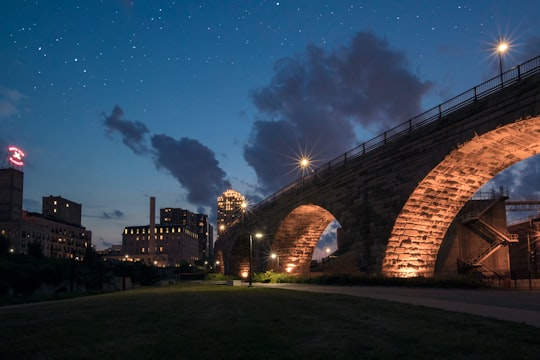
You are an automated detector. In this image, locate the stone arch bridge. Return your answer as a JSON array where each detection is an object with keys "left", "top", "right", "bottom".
[{"left": 215, "top": 55, "right": 540, "bottom": 278}]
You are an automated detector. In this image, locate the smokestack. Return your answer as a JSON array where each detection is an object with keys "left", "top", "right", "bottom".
[{"left": 149, "top": 196, "right": 156, "bottom": 254}]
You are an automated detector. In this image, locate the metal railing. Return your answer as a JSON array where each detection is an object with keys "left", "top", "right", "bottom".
[{"left": 255, "top": 55, "right": 540, "bottom": 209}]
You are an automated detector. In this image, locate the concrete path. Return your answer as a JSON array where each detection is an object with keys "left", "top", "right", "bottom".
[{"left": 258, "top": 283, "right": 540, "bottom": 328}]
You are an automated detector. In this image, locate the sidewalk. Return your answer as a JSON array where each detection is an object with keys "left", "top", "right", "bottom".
[{"left": 258, "top": 283, "right": 540, "bottom": 328}]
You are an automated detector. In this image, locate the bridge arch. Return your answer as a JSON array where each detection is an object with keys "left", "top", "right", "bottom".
[
  {"left": 272, "top": 204, "right": 336, "bottom": 274},
  {"left": 383, "top": 115, "right": 540, "bottom": 277}
]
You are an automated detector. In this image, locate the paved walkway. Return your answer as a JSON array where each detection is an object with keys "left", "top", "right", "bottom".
[{"left": 258, "top": 283, "right": 540, "bottom": 328}]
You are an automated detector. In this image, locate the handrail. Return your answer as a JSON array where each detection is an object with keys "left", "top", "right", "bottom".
[{"left": 255, "top": 55, "right": 540, "bottom": 209}]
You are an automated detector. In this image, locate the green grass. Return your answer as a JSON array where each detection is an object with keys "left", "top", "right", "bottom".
[{"left": 1, "top": 283, "right": 539, "bottom": 359}]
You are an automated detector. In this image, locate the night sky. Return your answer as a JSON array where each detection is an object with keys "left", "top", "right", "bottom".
[{"left": 2, "top": 1, "right": 540, "bottom": 250}]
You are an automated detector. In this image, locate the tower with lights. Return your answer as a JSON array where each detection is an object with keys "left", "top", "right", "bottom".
[
  {"left": 216, "top": 189, "right": 246, "bottom": 236},
  {"left": 0, "top": 146, "right": 25, "bottom": 222}
]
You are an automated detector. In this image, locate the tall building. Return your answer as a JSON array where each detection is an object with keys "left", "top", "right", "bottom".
[
  {"left": 122, "top": 197, "right": 200, "bottom": 267},
  {"left": 0, "top": 177, "right": 91, "bottom": 258},
  {"left": 0, "top": 148, "right": 91, "bottom": 259},
  {"left": 0, "top": 168, "right": 23, "bottom": 222},
  {"left": 160, "top": 207, "right": 213, "bottom": 260},
  {"left": 217, "top": 189, "right": 245, "bottom": 236}
]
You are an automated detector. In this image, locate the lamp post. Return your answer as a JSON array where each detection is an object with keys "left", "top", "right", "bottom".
[
  {"left": 271, "top": 252, "right": 279, "bottom": 272},
  {"left": 299, "top": 156, "right": 310, "bottom": 187},
  {"left": 497, "top": 37, "right": 509, "bottom": 87},
  {"left": 248, "top": 232, "right": 263, "bottom": 287}
]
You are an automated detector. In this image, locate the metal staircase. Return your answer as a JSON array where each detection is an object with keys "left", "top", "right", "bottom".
[{"left": 460, "top": 211, "right": 518, "bottom": 268}]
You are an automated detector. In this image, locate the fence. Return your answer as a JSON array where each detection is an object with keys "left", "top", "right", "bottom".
[{"left": 256, "top": 55, "right": 540, "bottom": 208}]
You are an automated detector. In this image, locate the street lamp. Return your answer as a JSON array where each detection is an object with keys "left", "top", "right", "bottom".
[
  {"left": 248, "top": 232, "right": 263, "bottom": 287},
  {"left": 271, "top": 252, "right": 279, "bottom": 272},
  {"left": 497, "top": 37, "right": 509, "bottom": 87},
  {"left": 299, "top": 156, "right": 311, "bottom": 187}
]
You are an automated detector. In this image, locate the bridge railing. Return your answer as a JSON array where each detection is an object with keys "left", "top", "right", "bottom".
[{"left": 254, "top": 55, "right": 540, "bottom": 209}]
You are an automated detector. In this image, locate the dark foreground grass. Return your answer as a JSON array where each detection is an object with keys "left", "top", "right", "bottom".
[{"left": 1, "top": 283, "right": 539, "bottom": 360}]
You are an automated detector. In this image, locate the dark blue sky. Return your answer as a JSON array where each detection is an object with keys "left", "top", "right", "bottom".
[{"left": 1, "top": 1, "right": 540, "bottom": 250}]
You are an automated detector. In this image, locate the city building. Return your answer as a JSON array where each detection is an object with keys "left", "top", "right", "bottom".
[
  {"left": 160, "top": 207, "right": 213, "bottom": 260},
  {"left": 0, "top": 166, "right": 91, "bottom": 259},
  {"left": 121, "top": 197, "right": 200, "bottom": 267},
  {"left": 217, "top": 189, "right": 245, "bottom": 236},
  {"left": 42, "top": 195, "right": 82, "bottom": 226}
]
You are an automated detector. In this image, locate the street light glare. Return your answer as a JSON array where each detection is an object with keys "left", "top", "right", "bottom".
[
  {"left": 498, "top": 41, "right": 509, "bottom": 54},
  {"left": 300, "top": 157, "right": 310, "bottom": 168}
]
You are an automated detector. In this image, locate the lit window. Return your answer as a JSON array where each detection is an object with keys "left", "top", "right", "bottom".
[{"left": 142, "top": 248, "right": 145, "bottom": 253}]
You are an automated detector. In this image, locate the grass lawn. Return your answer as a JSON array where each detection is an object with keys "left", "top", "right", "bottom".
[{"left": 1, "top": 283, "right": 539, "bottom": 359}]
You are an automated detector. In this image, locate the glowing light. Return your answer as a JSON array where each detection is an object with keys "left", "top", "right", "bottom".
[
  {"left": 397, "top": 268, "right": 419, "bottom": 278},
  {"left": 497, "top": 41, "right": 508, "bottom": 54},
  {"left": 299, "top": 157, "right": 310, "bottom": 169},
  {"left": 285, "top": 263, "right": 296, "bottom": 273},
  {"left": 241, "top": 271, "right": 248, "bottom": 278},
  {"left": 8, "top": 146, "right": 25, "bottom": 167},
  {"left": 493, "top": 36, "right": 511, "bottom": 80},
  {"left": 283, "top": 145, "right": 319, "bottom": 181},
  {"left": 493, "top": 36, "right": 511, "bottom": 57}
]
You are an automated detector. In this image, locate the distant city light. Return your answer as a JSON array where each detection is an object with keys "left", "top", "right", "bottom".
[{"left": 8, "top": 146, "right": 25, "bottom": 167}]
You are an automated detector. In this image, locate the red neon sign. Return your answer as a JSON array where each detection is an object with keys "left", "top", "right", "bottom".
[{"left": 8, "top": 146, "right": 25, "bottom": 167}]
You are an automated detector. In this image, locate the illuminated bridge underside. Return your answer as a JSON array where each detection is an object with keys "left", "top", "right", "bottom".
[
  {"left": 273, "top": 205, "right": 335, "bottom": 274},
  {"left": 384, "top": 116, "right": 540, "bottom": 277}
]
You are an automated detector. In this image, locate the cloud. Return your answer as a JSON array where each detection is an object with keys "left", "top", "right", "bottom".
[
  {"left": 84, "top": 209, "right": 125, "bottom": 220},
  {"left": 101, "top": 210, "right": 125, "bottom": 220},
  {"left": 244, "top": 31, "right": 432, "bottom": 194},
  {"left": 103, "top": 105, "right": 230, "bottom": 213},
  {"left": 0, "top": 86, "right": 27, "bottom": 119},
  {"left": 103, "top": 105, "right": 150, "bottom": 155},
  {"left": 151, "top": 134, "right": 230, "bottom": 210}
]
